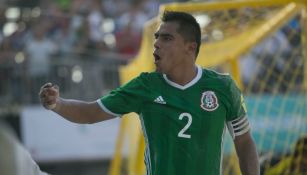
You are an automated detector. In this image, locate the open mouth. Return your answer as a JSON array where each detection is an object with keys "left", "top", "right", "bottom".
[{"left": 153, "top": 53, "right": 161, "bottom": 63}]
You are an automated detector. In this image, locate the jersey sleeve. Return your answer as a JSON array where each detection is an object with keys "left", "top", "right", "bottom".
[
  {"left": 96, "top": 74, "right": 146, "bottom": 117},
  {"left": 226, "top": 77, "right": 250, "bottom": 139}
]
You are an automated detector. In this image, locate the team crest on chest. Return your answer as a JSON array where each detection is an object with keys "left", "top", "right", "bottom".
[{"left": 200, "top": 91, "right": 219, "bottom": 111}]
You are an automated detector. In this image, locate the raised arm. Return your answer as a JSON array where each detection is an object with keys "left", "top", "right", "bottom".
[
  {"left": 234, "top": 131, "right": 260, "bottom": 175},
  {"left": 39, "top": 83, "right": 115, "bottom": 124}
]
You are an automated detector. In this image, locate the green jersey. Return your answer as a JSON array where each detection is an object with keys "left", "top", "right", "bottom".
[{"left": 97, "top": 66, "right": 249, "bottom": 175}]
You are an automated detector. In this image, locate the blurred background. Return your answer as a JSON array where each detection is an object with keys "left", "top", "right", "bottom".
[{"left": 0, "top": 0, "right": 306, "bottom": 175}]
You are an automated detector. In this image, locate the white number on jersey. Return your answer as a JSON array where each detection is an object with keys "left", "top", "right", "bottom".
[{"left": 178, "top": 113, "right": 192, "bottom": 139}]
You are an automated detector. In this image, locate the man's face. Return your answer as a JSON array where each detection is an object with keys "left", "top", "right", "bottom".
[{"left": 153, "top": 22, "right": 192, "bottom": 74}]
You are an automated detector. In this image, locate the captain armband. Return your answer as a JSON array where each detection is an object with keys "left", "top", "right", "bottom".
[{"left": 226, "top": 115, "right": 250, "bottom": 140}]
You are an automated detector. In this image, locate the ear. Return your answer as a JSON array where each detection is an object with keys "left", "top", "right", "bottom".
[{"left": 187, "top": 42, "right": 197, "bottom": 55}]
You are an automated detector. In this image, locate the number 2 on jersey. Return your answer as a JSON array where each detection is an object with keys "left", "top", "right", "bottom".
[{"left": 178, "top": 113, "right": 192, "bottom": 139}]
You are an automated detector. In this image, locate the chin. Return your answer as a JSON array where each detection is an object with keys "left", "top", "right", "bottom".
[{"left": 155, "top": 67, "right": 165, "bottom": 74}]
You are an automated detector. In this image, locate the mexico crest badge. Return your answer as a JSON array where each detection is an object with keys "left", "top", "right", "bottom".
[{"left": 201, "top": 91, "right": 219, "bottom": 111}]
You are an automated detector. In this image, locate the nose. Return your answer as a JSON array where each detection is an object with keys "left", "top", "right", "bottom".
[{"left": 154, "top": 39, "right": 160, "bottom": 49}]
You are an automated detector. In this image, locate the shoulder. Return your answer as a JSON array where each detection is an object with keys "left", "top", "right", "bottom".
[
  {"left": 202, "top": 68, "right": 233, "bottom": 86},
  {"left": 138, "top": 71, "right": 160, "bottom": 78},
  {"left": 123, "top": 72, "right": 163, "bottom": 87},
  {"left": 121, "top": 72, "right": 162, "bottom": 88},
  {"left": 203, "top": 68, "right": 230, "bottom": 78},
  {"left": 136, "top": 72, "right": 163, "bottom": 82}
]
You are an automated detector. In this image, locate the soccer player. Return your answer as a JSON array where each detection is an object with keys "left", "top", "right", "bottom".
[{"left": 39, "top": 11, "right": 260, "bottom": 175}]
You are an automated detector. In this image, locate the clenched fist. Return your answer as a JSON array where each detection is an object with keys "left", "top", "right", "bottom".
[{"left": 39, "top": 83, "right": 59, "bottom": 110}]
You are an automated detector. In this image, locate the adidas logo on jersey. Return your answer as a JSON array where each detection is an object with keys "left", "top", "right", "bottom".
[{"left": 154, "top": 96, "right": 166, "bottom": 104}]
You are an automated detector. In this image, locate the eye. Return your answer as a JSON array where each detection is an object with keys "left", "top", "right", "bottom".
[
  {"left": 154, "top": 33, "right": 159, "bottom": 39},
  {"left": 162, "top": 36, "right": 172, "bottom": 41}
]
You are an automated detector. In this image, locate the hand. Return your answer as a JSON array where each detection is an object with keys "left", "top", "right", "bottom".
[{"left": 39, "top": 83, "right": 59, "bottom": 110}]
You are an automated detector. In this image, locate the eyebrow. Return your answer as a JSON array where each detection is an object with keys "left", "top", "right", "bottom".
[{"left": 154, "top": 32, "right": 175, "bottom": 39}]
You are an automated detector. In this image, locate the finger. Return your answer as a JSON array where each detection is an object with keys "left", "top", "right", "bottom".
[
  {"left": 44, "top": 99, "right": 56, "bottom": 106},
  {"left": 42, "top": 82, "right": 53, "bottom": 88},
  {"left": 40, "top": 83, "right": 53, "bottom": 91},
  {"left": 39, "top": 83, "right": 53, "bottom": 95},
  {"left": 41, "top": 97, "right": 56, "bottom": 106},
  {"left": 40, "top": 95, "right": 51, "bottom": 103},
  {"left": 40, "top": 84, "right": 57, "bottom": 94},
  {"left": 46, "top": 87, "right": 59, "bottom": 96},
  {"left": 45, "top": 103, "right": 56, "bottom": 110},
  {"left": 42, "top": 97, "right": 57, "bottom": 110},
  {"left": 39, "top": 88, "right": 51, "bottom": 98},
  {"left": 39, "top": 89, "right": 47, "bottom": 98}
]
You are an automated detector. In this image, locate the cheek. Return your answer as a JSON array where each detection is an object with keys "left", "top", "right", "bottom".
[
  {"left": 164, "top": 45, "right": 178, "bottom": 57},
  {"left": 161, "top": 44, "right": 184, "bottom": 65}
]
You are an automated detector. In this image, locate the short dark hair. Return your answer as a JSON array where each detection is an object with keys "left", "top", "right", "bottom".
[{"left": 161, "top": 11, "right": 201, "bottom": 58}]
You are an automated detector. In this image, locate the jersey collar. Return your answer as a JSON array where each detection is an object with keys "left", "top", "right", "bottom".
[{"left": 163, "top": 65, "right": 202, "bottom": 90}]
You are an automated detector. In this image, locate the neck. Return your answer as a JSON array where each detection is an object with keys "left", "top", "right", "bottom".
[{"left": 166, "top": 65, "right": 198, "bottom": 86}]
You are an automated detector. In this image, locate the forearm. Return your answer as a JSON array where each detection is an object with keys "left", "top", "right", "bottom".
[
  {"left": 52, "top": 98, "right": 100, "bottom": 124},
  {"left": 236, "top": 136, "right": 260, "bottom": 175},
  {"left": 39, "top": 83, "right": 112, "bottom": 123}
]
